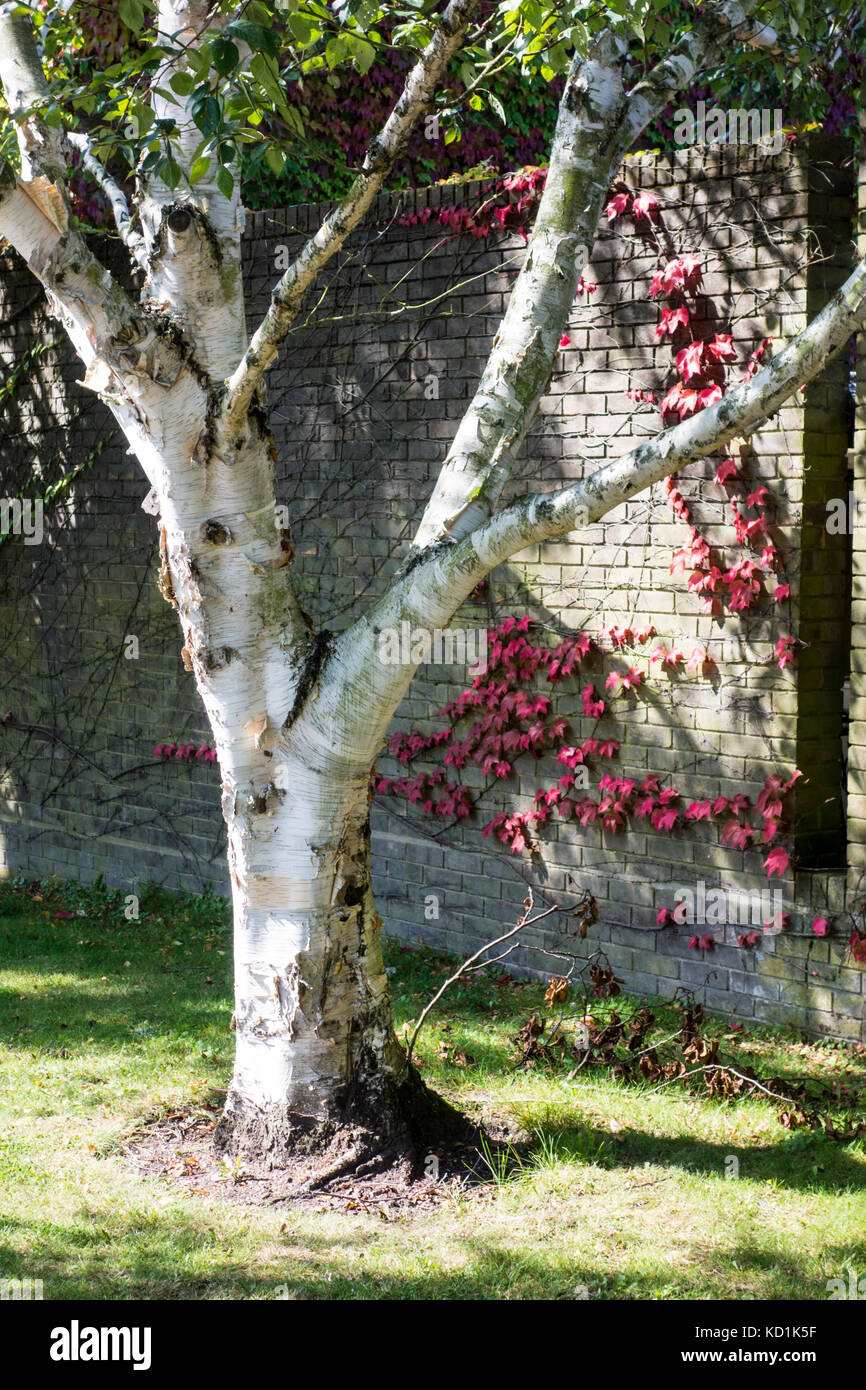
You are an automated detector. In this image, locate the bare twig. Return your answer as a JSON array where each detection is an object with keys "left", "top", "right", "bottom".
[
  {"left": 405, "top": 890, "right": 559, "bottom": 1064},
  {"left": 639, "top": 1063, "right": 796, "bottom": 1105}
]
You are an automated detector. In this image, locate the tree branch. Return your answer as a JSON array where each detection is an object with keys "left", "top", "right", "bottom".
[
  {"left": 0, "top": 175, "right": 170, "bottom": 422},
  {"left": 66, "top": 133, "right": 148, "bottom": 270},
  {"left": 0, "top": 10, "right": 150, "bottom": 379},
  {"left": 409, "top": 0, "right": 766, "bottom": 555},
  {"left": 221, "top": 0, "right": 482, "bottom": 436},
  {"left": 284, "top": 174, "right": 858, "bottom": 783},
  {"left": 0, "top": 5, "right": 163, "bottom": 378},
  {"left": 411, "top": 254, "right": 866, "bottom": 618},
  {"left": 623, "top": 0, "right": 785, "bottom": 143},
  {"left": 0, "top": 6, "right": 65, "bottom": 182},
  {"left": 326, "top": 251, "right": 865, "bottom": 745}
]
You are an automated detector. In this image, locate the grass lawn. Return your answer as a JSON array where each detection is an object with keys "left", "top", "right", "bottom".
[{"left": 1, "top": 876, "right": 864, "bottom": 1301}]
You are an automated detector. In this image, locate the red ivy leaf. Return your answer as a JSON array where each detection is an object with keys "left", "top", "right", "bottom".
[
  {"left": 764, "top": 845, "right": 790, "bottom": 879},
  {"left": 632, "top": 190, "right": 659, "bottom": 220},
  {"left": 850, "top": 933, "right": 866, "bottom": 964}
]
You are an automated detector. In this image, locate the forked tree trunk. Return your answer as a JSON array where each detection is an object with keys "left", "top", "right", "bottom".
[
  {"left": 150, "top": 393, "right": 458, "bottom": 1162},
  {"left": 0, "top": 114, "right": 465, "bottom": 1167}
]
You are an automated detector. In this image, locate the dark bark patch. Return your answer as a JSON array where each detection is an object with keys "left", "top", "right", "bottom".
[
  {"left": 203, "top": 644, "right": 239, "bottom": 672},
  {"left": 213, "top": 1063, "right": 478, "bottom": 1176},
  {"left": 157, "top": 526, "right": 177, "bottom": 608},
  {"left": 201, "top": 519, "right": 232, "bottom": 545},
  {"left": 398, "top": 535, "right": 453, "bottom": 579},
  {"left": 282, "top": 629, "right": 333, "bottom": 729}
]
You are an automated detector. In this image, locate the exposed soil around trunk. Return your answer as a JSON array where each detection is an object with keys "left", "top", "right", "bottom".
[{"left": 123, "top": 1082, "right": 516, "bottom": 1213}]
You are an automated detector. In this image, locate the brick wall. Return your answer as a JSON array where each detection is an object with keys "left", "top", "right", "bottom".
[{"left": 1, "top": 135, "right": 863, "bottom": 1039}]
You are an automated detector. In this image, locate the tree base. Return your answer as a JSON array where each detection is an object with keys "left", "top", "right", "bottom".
[{"left": 213, "top": 1065, "right": 477, "bottom": 1189}]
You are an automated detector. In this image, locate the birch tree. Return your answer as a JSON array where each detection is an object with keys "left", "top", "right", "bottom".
[{"left": 0, "top": 0, "right": 863, "bottom": 1166}]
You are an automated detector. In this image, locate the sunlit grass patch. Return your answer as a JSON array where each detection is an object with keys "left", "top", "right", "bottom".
[{"left": 1, "top": 877, "right": 864, "bottom": 1301}]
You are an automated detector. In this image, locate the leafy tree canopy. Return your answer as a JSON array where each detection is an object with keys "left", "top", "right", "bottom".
[{"left": 0, "top": 1, "right": 862, "bottom": 219}]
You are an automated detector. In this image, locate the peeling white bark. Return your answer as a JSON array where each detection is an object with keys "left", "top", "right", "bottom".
[
  {"left": 66, "top": 133, "right": 148, "bottom": 270},
  {"left": 225, "top": 763, "right": 404, "bottom": 1125},
  {"left": 411, "top": 32, "right": 629, "bottom": 551}
]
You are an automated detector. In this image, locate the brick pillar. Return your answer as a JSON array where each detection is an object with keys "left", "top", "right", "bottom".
[
  {"left": 846, "top": 102, "right": 866, "bottom": 893},
  {"left": 794, "top": 137, "right": 854, "bottom": 867}
]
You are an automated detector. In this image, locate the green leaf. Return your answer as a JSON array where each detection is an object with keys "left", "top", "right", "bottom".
[
  {"left": 285, "top": 106, "right": 305, "bottom": 138},
  {"left": 211, "top": 38, "right": 240, "bottom": 78},
  {"left": 160, "top": 156, "right": 182, "bottom": 191},
  {"left": 265, "top": 146, "right": 286, "bottom": 176},
  {"left": 288, "top": 13, "right": 314, "bottom": 45},
  {"left": 488, "top": 91, "right": 506, "bottom": 123},
  {"left": 544, "top": 41, "right": 569, "bottom": 75},
  {"left": 189, "top": 155, "right": 211, "bottom": 183},
  {"left": 118, "top": 0, "right": 145, "bottom": 34},
  {"left": 169, "top": 72, "right": 196, "bottom": 97},
  {"left": 347, "top": 35, "right": 375, "bottom": 75},
  {"left": 132, "top": 102, "right": 155, "bottom": 137},
  {"left": 191, "top": 93, "right": 221, "bottom": 137},
  {"left": 249, "top": 53, "right": 295, "bottom": 125},
  {"left": 326, "top": 36, "right": 348, "bottom": 69},
  {"left": 568, "top": 19, "right": 588, "bottom": 57},
  {"left": 187, "top": 50, "right": 210, "bottom": 78},
  {"left": 225, "top": 20, "right": 279, "bottom": 58},
  {"left": 250, "top": 53, "right": 278, "bottom": 90},
  {"left": 215, "top": 164, "right": 234, "bottom": 199}
]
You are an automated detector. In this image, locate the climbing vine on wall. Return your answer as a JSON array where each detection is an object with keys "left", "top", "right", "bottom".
[
  {"left": 57, "top": 1, "right": 865, "bottom": 226},
  {"left": 370, "top": 164, "right": 853, "bottom": 957},
  {"left": 0, "top": 338, "right": 104, "bottom": 543}
]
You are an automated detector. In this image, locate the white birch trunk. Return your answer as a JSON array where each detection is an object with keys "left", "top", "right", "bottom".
[
  {"left": 216, "top": 619, "right": 468, "bottom": 1156},
  {"left": 0, "top": 0, "right": 467, "bottom": 1163},
  {"left": 220, "top": 763, "right": 410, "bottom": 1152}
]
